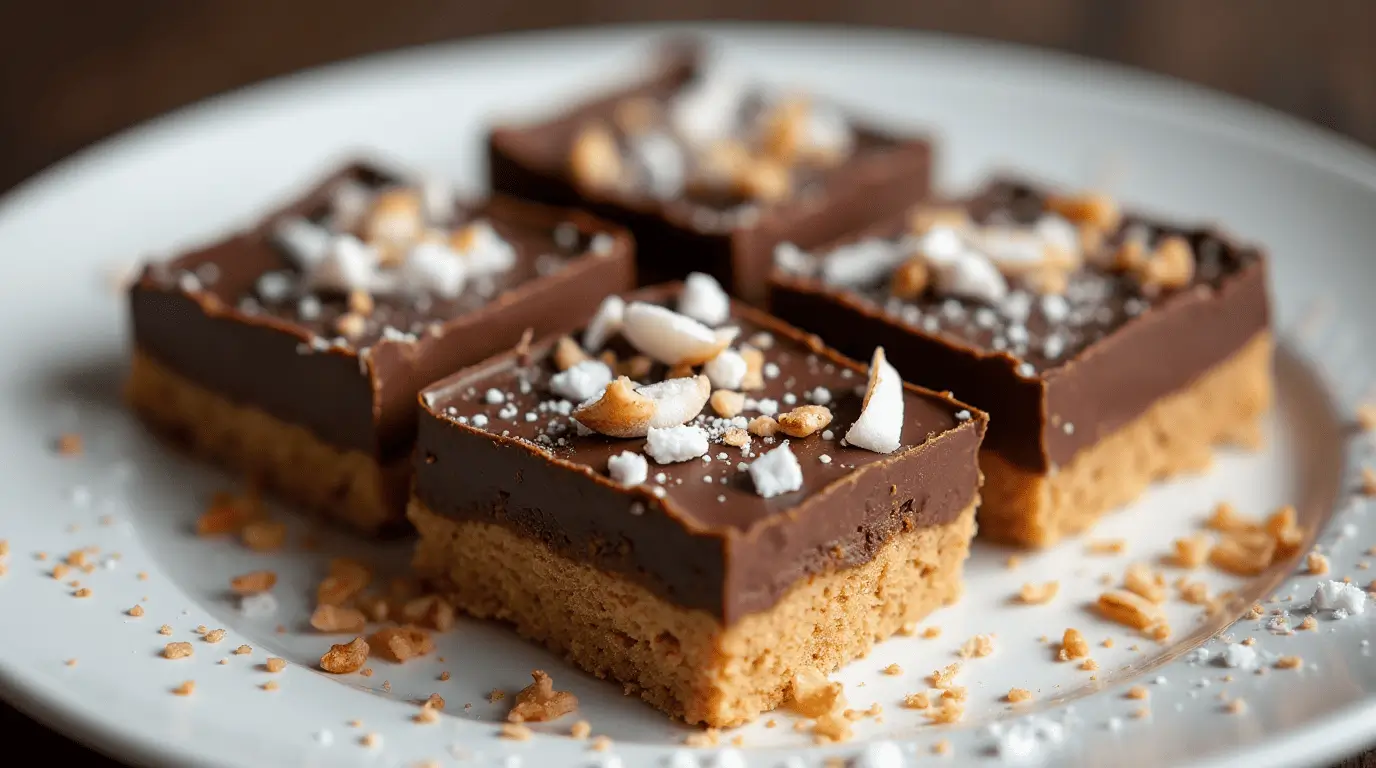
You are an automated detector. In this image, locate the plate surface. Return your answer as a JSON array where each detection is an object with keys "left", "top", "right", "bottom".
[{"left": 2, "top": 24, "right": 1376, "bottom": 768}]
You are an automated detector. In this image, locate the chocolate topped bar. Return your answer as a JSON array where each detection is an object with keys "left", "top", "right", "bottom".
[
  {"left": 770, "top": 178, "right": 1272, "bottom": 546},
  {"left": 488, "top": 42, "right": 932, "bottom": 303},
  {"left": 408, "top": 278, "right": 985, "bottom": 725},
  {"left": 128, "top": 160, "right": 635, "bottom": 532},
  {"left": 414, "top": 282, "right": 984, "bottom": 622}
]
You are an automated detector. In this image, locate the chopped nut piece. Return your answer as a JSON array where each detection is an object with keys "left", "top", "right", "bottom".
[
  {"left": 1096, "top": 589, "right": 1165, "bottom": 630},
  {"left": 507, "top": 670, "right": 579, "bottom": 723},
  {"left": 777, "top": 405, "right": 833, "bottom": 438},
  {"left": 1209, "top": 531, "right": 1277, "bottom": 576},
  {"left": 240, "top": 520, "right": 286, "bottom": 552},
  {"left": 1298, "top": 615, "right": 1318, "bottom": 631},
  {"left": 928, "top": 662, "right": 961, "bottom": 689},
  {"left": 171, "top": 680, "right": 195, "bottom": 696},
  {"left": 203, "top": 628, "right": 226, "bottom": 644},
  {"left": 1306, "top": 551, "right": 1330, "bottom": 575},
  {"left": 959, "top": 634, "right": 994, "bottom": 659},
  {"left": 721, "top": 427, "right": 751, "bottom": 448},
  {"left": 925, "top": 700, "right": 965, "bottom": 725},
  {"left": 1018, "top": 581, "right": 1060, "bottom": 605},
  {"left": 710, "top": 389, "right": 746, "bottom": 418},
  {"left": 739, "top": 347, "right": 765, "bottom": 390},
  {"left": 319, "top": 637, "right": 369, "bottom": 674},
  {"left": 163, "top": 642, "right": 194, "bottom": 660},
  {"left": 310, "top": 604, "right": 367, "bottom": 634},
  {"left": 158, "top": 624, "right": 172, "bottom": 636},
  {"left": 569, "top": 124, "right": 622, "bottom": 190},
  {"left": 499, "top": 723, "right": 533, "bottom": 741},
  {"left": 347, "top": 289, "right": 374, "bottom": 316},
  {"left": 1045, "top": 191, "right": 1120, "bottom": 232},
  {"left": 883, "top": 663, "right": 903, "bottom": 676},
  {"left": 1059, "top": 628, "right": 1089, "bottom": 661},
  {"left": 571, "top": 377, "right": 655, "bottom": 438},
  {"left": 789, "top": 668, "right": 845, "bottom": 717},
  {"left": 1080, "top": 658, "right": 1099, "bottom": 671},
  {"left": 570, "top": 720, "right": 591, "bottom": 739},
  {"left": 1133, "top": 236, "right": 1194, "bottom": 292},
  {"left": 368, "top": 626, "right": 433, "bottom": 663},
  {"left": 72, "top": 587, "right": 91, "bottom": 598},
  {"left": 229, "top": 570, "right": 276, "bottom": 595},
  {"left": 233, "top": 644, "right": 252, "bottom": 655},
  {"left": 747, "top": 415, "right": 779, "bottom": 437},
  {"left": 1171, "top": 534, "right": 1212, "bottom": 568},
  {"left": 1205, "top": 501, "right": 1258, "bottom": 533},
  {"left": 1006, "top": 688, "right": 1033, "bottom": 704},
  {"left": 1275, "top": 655, "right": 1303, "bottom": 669},
  {"left": 1123, "top": 562, "right": 1167, "bottom": 603},
  {"left": 552, "top": 336, "right": 590, "bottom": 371},
  {"left": 127, "top": 605, "right": 145, "bottom": 617},
  {"left": 890, "top": 257, "right": 930, "bottom": 299},
  {"left": 1126, "top": 686, "right": 1149, "bottom": 700}
]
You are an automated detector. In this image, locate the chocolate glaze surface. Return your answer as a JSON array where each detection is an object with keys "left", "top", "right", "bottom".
[
  {"left": 129, "top": 161, "right": 636, "bottom": 462},
  {"left": 413, "top": 284, "right": 986, "bottom": 624},
  {"left": 487, "top": 44, "right": 932, "bottom": 304},
  {"left": 769, "top": 178, "right": 1270, "bottom": 472}
]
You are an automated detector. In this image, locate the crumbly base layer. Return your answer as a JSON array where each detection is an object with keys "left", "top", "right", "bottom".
[
  {"left": 408, "top": 497, "right": 976, "bottom": 728},
  {"left": 126, "top": 349, "right": 405, "bottom": 535},
  {"left": 979, "top": 331, "right": 1273, "bottom": 548}
]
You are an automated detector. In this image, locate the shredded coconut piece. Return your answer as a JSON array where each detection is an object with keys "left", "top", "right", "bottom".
[
  {"left": 703, "top": 349, "right": 748, "bottom": 390},
  {"left": 607, "top": 451, "right": 649, "bottom": 487},
  {"left": 583, "top": 296, "right": 625, "bottom": 352},
  {"left": 549, "top": 360, "right": 614, "bottom": 403},
  {"left": 844, "top": 347, "right": 904, "bottom": 453},
  {"left": 678, "top": 272, "right": 731, "bottom": 326},
  {"left": 749, "top": 442, "right": 803, "bottom": 498},
  {"left": 644, "top": 425, "right": 710, "bottom": 464},
  {"left": 398, "top": 240, "right": 466, "bottom": 297},
  {"left": 622, "top": 302, "right": 736, "bottom": 366}
]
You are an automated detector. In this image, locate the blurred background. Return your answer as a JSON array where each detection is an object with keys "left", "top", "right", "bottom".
[
  {"left": 1, "top": 2, "right": 1374, "bottom": 765},
  {"left": 1, "top": 1, "right": 1374, "bottom": 194}
]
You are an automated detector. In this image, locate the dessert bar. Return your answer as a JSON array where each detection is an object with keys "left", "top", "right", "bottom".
[
  {"left": 409, "top": 278, "right": 986, "bottom": 726},
  {"left": 770, "top": 178, "right": 1271, "bottom": 547},
  {"left": 127, "top": 160, "right": 634, "bottom": 534},
  {"left": 487, "top": 43, "right": 932, "bottom": 304}
]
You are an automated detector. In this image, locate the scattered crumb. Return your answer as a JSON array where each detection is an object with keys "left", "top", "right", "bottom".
[
  {"left": 1298, "top": 615, "right": 1318, "bottom": 631},
  {"left": 929, "top": 663, "right": 961, "bottom": 689},
  {"left": 368, "top": 626, "right": 434, "bottom": 663},
  {"left": 203, "top": 628, "right": 226, "bottom": 644},
  {"left": 684, "top": 729, "right": 721, "bottom": 747},
  {"left": 1247, "top": 603, "right": 1265, "bottom": 619},
  {"left": 789, "top": 668, "right": 846, "bottom": 717},
  {"left": 1005, "top": 555, "right": 1022, "bottom": 569},
  {"left": 163, "top": 642, "right": 193, "bottom": 660},
  {"left": 1224, "top": 699, "right": 1246, "bottom": 715},
  {"left": 922, "top": 626, "right": 942, "bottom": 639},
  {"left": 64, "top": 658, "right": 77, "bottom": 667},
  {"left": 319, "top": 637, "right": 369, "bottom": 674},
  {"left": 360, "top": 733, "right": 381, "bottom": 749},
  {"left": 1126, "top": 686, "right": 1149, "bottom": 700},
  {"left": 1006, "top": 688, "right": 1033, "bottom": 703},
  {"left": 933, "top": 740, "right": 952, "bottom": 755},
  {"left": 72, "top": 587, "right": 91, "bottom": 598},
  {"left": 590, "top": 735, "right": 613, "bottom": 752},
  {"left": 413, "top": 707, "right": 440, "bottom": 725},
  {"left": 439, "top": 671, "right": 450, "bottom": 682},
  {"left": 233, "top": 644, "right": 252, "bottom": 655},
  {"left": 1171, "top": 534, "right": 1212, "bottom": 568},
  {"left": 171, "top": 681, "right": 195, "bottom": 696},
  {"left": 958, "top": 634, "right": 995, "bottom": 659},
  {"left": 158, "top": 624, "right": 172, "bottom": 636},
  {"left": 1306, "top": 552, "right": 1330, "bottom": 575},
  {"left": 240, "top": 520, "right": 287, "bottom": 552},
  {"left": 127, "top": 605, "right": 144, "bottom": 617},
  {"left": 261, "top": 680, "right": 279, "bottom": 692},
  {"left": 1059, "top": 628, "right": 1089, "bottom": 661},
  {"left": 570, "top": 720, "right": 591, "bottom": 739},
  {"left": 487, "top": 689, "right": 506, "bottom": 703},
  {"left": 265, "top": 657, "right": 286, "bottom": 673},
  {"left": 1123, "top": 562, "right": 1167, "bottom": 603},
  {"left": 229, "top": 570, "right": 277, "bottom": 595},
  {"left": 1102, "top": 638, "right": 1115, "bottom": 648},
  {"left": 1131, "top": 707, "right": 1150, "bottom": 720},
  {"left": 1096, "top": 589, "right": 1165, "bottom": 631},
  {"left": 897, "top": 622, "right": 918, "bottom": 636},
  {"left": 1276, "top": 656, "right": 1303, "bottom": 669},
  {"left": 55, "top": 433, "right": 83, "bottom": 456},
  {"left": 1080, "top": 659, "right": 1099, "bottom": 671},
  {"left": 507, "top": 670, "right": 579, "bottom": 723},
  {"left": 902, "top": 692, "right": 930, "bottom": 709},
  {"left": 883, "top": 663, "right": 903, "bottom": 676},
  {"left": 1087, "top": 538, "right": 1126, "bottom": 555},
  {"left": 1018, "top": 581, "right": 1060, "bottom": 605},
  {"left": 1358, "top": 403, "right": 1376, "bottom": 431}
]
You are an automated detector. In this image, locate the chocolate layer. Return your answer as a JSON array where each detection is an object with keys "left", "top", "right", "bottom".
[
  {"left": 769, "top": 178, "right": 1270, "bottom": 472},
  {"left": 487, "top": 44, "right": 932, "bottom": 304},
  {"left": 413, "top": 284, "right": 986, "bottom": 624},
  {"left": 129, "top": 161, "right": 636, "bottom": 462}
]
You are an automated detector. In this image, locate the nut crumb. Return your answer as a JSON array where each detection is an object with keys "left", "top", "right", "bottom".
[
  {"left": 261, "top": 680, "right": 279, "bottom": 692},
  {"left": 1080, "top": 658, "right": 1099, "bottom": 671},
  {"left": 776, "top": 405, "right": 833, "bottom": 438},
  {"left": 882, "top": 663, "right": 903, "bottom": 676},
  {"left": 902, "top": 692, "right": 930, "bottom": 709},
  {"left": 203, "top": 628, "right": 226, "bottom": 644},
  {"left": 229, "top": 570, "right": 277, "bottom": 595},
  {"left": 369, "top": 626, "right": 433, "bottom": 663},
  {"left": 233, "top": 644, "right": 252, "bottom": 655},
  {"left": 1298, "top": 615, "right": 1318, "bottom": 631},
  {"left": 1123, "top": 562, "right": 1167, "bottom": 603},
  {"left": 1059, "top": 628, "right": 1089, "bottom": 661},
  {"left": 1275, "top": 655, "right": 1303, "bottom": 669},
  {"left": 319, "top": 637, "right": 369, "bottom": 674},
  {"left": 310, "top": 604, "right": 367, "bottom": 634},
  {"left": 171, "top": 680, "right": 195, "bottom": 696},
  {"left": 55, "top": 433, "right": 83, "bottom": 456},
  {"left": 163, "top": 642, "right": 193, "bottom": 660},
  {"left": 591, "top": 735, "right": 614, "bottom": 752},
  {"left": 922, "top": 626, "right": 942, "bottom": 639},
  {"left": 240, "top": 520, "right": 287, "bottom": 552},
  {"left": 1096, "top": 589, "right": 1165, "bottom": 631},
  {"left": 265, "top": 657, "right": 286, "bottom": 673},
  {"left": 747, "top": 415, "right": 779, "bottom": 437},
  {"left": 958, "top": 634, "right": 994, "bottom": 659},
  {"left": 157, "top": 624, "right": 172, "bottom": 636},
  {"left": 1018, "top": 581, "right": 1059, "bottom": 605},
  {"left": 928, "top": 662, "right": 961, "bottom": 689},
  {"left": 1006, "top": 688, "right": 1033, "bottom": 703},
  {"left": 72, "top": 587, "right": 91, "bottom": 598},
  {"left": 507, "top": 670, "right": 579, "bottom": 723},
  {"left": 1087, "top": 538, "right": 1126, "bottom": 555},
  {"left": 570, "top": 720, "right": 591, "bottom": 739},
  {"left": 1126, "top": 686, "right": 1149, "bottom": 700},
  {"left": 1306, "top": 551, "right": 1330, "bottom": 575},
  {"left": 126, "top": 605, "right": 145, "bottom": 617},
  {"left": 710, "top": 390, "right": 746, "bottom": 420}
]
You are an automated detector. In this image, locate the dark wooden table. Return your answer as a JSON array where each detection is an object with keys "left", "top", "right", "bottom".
[{"left": 1, "top": 1, "right": 1374, "bottom": 764}]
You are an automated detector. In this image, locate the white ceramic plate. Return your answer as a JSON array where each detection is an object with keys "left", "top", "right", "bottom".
[{"left": 2, "top": 24, "right": 1375, "bottom": 768}]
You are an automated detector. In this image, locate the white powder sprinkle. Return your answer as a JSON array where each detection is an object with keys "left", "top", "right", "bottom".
[
  {"left": 1310, "top": 580, "right": 1367, "bottom": 616},
  {"left": 1218, "top": 643, "right": 1258, "bottom": 669},
  {"left": 644, "top": 425, "right": 709, "bottom": 464},
  {"left": 471, "top": 414, "right": 489, "bottom": 428},
  {"left": 549, "top": 360, "right": 613, "bottom": 403},
  {"left": 749, "top": 442, "right": 803, "bottom": 498},
  {"left": 607, "top": 451, "right": 649, "bottom": 486}
]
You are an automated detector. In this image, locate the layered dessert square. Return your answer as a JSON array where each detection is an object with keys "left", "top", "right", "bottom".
[
  {"left": 487, "top": 43, "right": 932, "bottom": 304},
  {"left": 770, "top": 178, "right": 1272, "bottom": 547},
  {"left": 409, "top": 278, "right": 986, "bottom": 726},
  {"left": 127, "top": 160, "right": 635, "bottom": 534}
]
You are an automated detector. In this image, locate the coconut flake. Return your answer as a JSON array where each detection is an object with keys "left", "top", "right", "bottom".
[
  {"left": 327, "top": 179, "right": 373, "bottom": 231},
  {"left": 273, "top": 217, "right": 332, "bottom": 267},
  {"left": 1310, "top": 580, "right": 1366, "bottom": 616},
  {"left": 457, "top": 221, "right": 516, "bottom": 276},
  {"left": 844, "top": 347, "right": 904, "bottom": 453},
  {"left": 678, "top": 272, "right": 731, "bottom": 326},
  {"left": 308, "top": 235, "right": 380, "bottom": 293},
  {"left": 637, "top": 375, "right": 711, "bottom": 429},
  {"left": 644, "top": 425, "right": 710, "bottom": 464},
  {"left": 703, "top": 349, "right": 748, "bottom": 390},
  {"left": 419, "top": 176, "right": 455, "bottom": 225},
  {"left": 622, "top": 302, "right": 737, "bottom": 365},
  {"left": 549, "top": 360, "right": 614, "bottom": 403},
  {"left": 583, "top": 296, "right": 625, "bottom": 352},
  {"left": 398, "top": 240, "right": 467, "bottom": 297},
  {"left": 819, "top": 238, "right": 906, "bottom": 287},
  {"left": 749, "top": 441, "right": 803, "bottom": 498},
  {"left": 669, "top": 74, "right": 745, "bottom": 147},
  {"left": 629, "top": 132, "right": 686, "bottom": 200},
  {"left": 607, "top": 451, "right": 649, "bottom": 486},
  {"left": 1218, "top": 643, "right": 1259, "bottom": 669}
]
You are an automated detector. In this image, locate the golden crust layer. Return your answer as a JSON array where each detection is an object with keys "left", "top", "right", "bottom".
[
  {"left": 126, "top": 349, "right": 405, "bottom": 534},
  {"left": 409, "top": 497, "right": 976, "bottom": 727},
  {"left": 978, "top": 331, "right": 1273, "bottom": 547}
]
